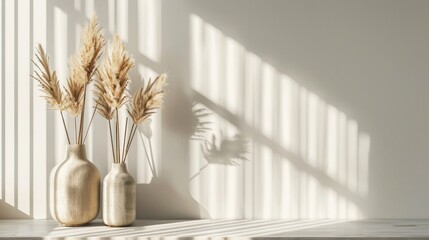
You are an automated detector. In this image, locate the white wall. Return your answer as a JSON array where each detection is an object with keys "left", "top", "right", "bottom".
[{"left": 1, "top": 0, "right": 429, "bottom": 219}]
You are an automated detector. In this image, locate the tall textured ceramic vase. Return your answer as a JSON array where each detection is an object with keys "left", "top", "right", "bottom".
[
  {"left": 103, "top": 163, "right": 136, "bottom": 227},
  {"left": 50, "top": 144, "right": 100, "bottom": 226}
]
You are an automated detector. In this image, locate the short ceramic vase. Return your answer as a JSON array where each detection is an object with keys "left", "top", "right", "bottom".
[
  {"left": 103, "top": 162, "right": 136, "bottom": 227},
  {"left": 49, "top": 144, "right": 100, "bottom": 226}
]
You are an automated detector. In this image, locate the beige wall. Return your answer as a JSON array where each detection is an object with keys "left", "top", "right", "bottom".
[{"left": 1, "top": 0, "right": 428, "bottom": 219}]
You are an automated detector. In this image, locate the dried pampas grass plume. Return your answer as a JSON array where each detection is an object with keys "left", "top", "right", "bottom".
[
  {"left": 32, "top": 44, "right": 71, "bottom": 143},
  {"left": 32, "top": 44, "right": 68, "bottom": 111},
  {"left": 66, "top": 15, "right": 105, "bottom": 118},
  {"left": 94, "top": 35, "right": 134, "bottom": 163},
  {"left": 78, "top": 14, "right": 105, "bottom": 81},
  {"left": 94, "top": 83, "right": 115, "bottom": 120},
  {"left": 121, "top": 73, "right": 167, "bottom": 163},
  {"left": 65, "top": 75, "right": 85, "bottom": 117},
  {"left": 31, "top": 14, "right": 108, "bottom": 145},
  {"left": 95, "top": 34, "right": 134, "bottom": 113},
  {"left": 64, "top": 15, "right": 105, "bottom": 143},
  {"left": 128, "top": 73, "right": 167, "bottom": 124}
]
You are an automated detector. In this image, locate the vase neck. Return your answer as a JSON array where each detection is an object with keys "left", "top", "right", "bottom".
[
  {"left": 65, "top": 144, "right": 88, "bottom": 161},
  {"left": 111, "top": 163, "right": 128, "bottom": 173}
]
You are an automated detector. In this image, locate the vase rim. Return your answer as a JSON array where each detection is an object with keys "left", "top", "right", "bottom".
[{"left": 111, "top": 162, "right": 129, "bottom": 172}]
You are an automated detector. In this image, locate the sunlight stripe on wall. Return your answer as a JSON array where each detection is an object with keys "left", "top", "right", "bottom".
[
  {"left": 53, "top": 6, "right": 68, "bottom": 165},
  {"left": 17, "top": 0, "right": 31, "bottom": 215},
  {"left": 4, "top": 0, "right": 16, "bottom": 206},
  {"left": 138, "top": 0, "right": 160, "bottom": 62},
  {"left": 116, "top": 0, "right": 128, "bottom": 42},
  {"left": 32, "top": 0, "right": 47, "bottom": 219}
]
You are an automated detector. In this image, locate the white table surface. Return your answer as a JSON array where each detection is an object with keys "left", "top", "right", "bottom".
[{"left": 1, "top": 219, "right": 429, "bottom": 239}]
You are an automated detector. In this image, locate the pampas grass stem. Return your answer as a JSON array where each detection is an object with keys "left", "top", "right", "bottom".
[
  {"left": 123, "top": 123, "right": 137, "bottom": 162},
  {"left": 123, "top": 123, "right": 138, "bottom": 163},
  {"left": 108, "top": 119, "right": 116, "bottom": 162},
  {"left": 60, "top": 111, "right": 71, "bottom": 144},
  {"left": 121, "top": 118, "right": 128, "bottom": 163},
  {"left": 83, "top": 103, "right": 98, "bottom": 143},
  {"left": 124, "top": 123, "right": 135, "bottom": 163},
  {"left": 74, "top": 117, "right": 77, "bottom": 143},
  {"left": 115, "top": 109, "right": 120, "bottom": 163},
  {"left": 78, "top": 84, "right": 87, "bottom": 144}
]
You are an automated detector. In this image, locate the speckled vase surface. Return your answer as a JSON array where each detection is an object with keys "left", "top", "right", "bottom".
[
  {"left": 49, "top": 144, "right": 100, "bottom": 226},
  {"left": 103, "top": 162, "right": 136, "bottom": 227}
]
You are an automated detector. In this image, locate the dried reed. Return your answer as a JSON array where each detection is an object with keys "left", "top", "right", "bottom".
[
  {"left": 94, "top": 34, "right": 135, "bottom": 163},
  {"left": 123, "top": 74, "right": 167, "bottom": 162},
  {"left": 94, "top": 36, "right": 167, "bottom": 163},
  {"left": 73, "top": 15, "right": 105, "bottom": 144},
  {"left": 32, "top": 45, "right": 71, "bottom": 144},
  {"left": 32, "top": 15, "right": 104, "bottom": 145}
]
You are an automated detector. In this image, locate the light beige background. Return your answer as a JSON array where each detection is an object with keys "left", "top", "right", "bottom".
[{"left": 1, "top": 0, "right": 428, "bottom": 219}]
